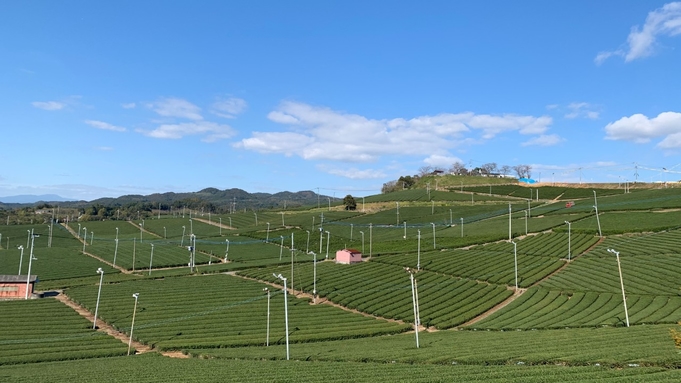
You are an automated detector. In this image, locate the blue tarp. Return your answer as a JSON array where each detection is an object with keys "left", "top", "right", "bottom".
[{"left": 518, "top": 178, "right": 538, "bottom": 184}]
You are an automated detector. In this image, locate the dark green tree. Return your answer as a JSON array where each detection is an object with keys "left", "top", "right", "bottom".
[{"left": 343, "top": 195, "right": 357, "bottom": 210}]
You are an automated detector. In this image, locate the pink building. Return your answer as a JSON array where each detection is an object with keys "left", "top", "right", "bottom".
[
  {"left": 335, "top": 249, "right": 362, "bottom": 264},
  {"left": 0, "top": 275, "right": 38, "bottom": 299}
]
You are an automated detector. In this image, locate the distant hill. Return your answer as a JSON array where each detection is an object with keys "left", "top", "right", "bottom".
[{"left": 0, "top": 194, "right": 75, "bottom": 204}]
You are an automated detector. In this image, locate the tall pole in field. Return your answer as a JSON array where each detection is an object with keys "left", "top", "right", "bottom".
[
  {"left": 77, "top": 223, "right": 81, "bottom": 239},
  {"left": 25, "top": 230, "right": 38, "bottom": 299},
  {"left": 181, "top": 226, "right": 186, "bottom": 247},
  {"left": 224, "top": 239, "right": 229, "bottom": 262},
  {"left": 306, "top": 230, "right": 310, "bottom": 254},
  {"left": 313, "top": 251, "right": 317, "bottom": 302},
  {"left": 460, "top": 218, "right": 464, "bottom": 237},
  {"left": 525, "top": 211, "right": 528, "bottom": 235},
  {"left": 431, "top": 223, "right": 436, "bottom": 249},
  {"left": 83, "top": 227, "right": 87, "bottom": 254},
  {"left": 279, "top": 236, "right": 284, "bottom": 260},
  {"left": 512, "top": 240, "right": 518, "bottom": 291},
  {"left": 360, "top": 231, "right": 365, "bottom": 253},
  {"left": 148, "top": 244, "right": 154, "bottom": 275},
  {"left": 351, "top": 224, "right": 354, "bottom": 241},
  {"left": 565, "top": 221, "right": 571, "bottom": 261},
  {"left": 164, "top": 227, "right": 166, "bottom": 239},
  {"left": 93, "top": 268, "right": 104, "bottom": 329},
  {"left": 325, "top": 231, "right": 330, "bottom": 259},
  {"left": 406, "top": 268, "right": 420, "bottom": 349},
  {"left": 607, "top": 249, "right": 630, "bottom": 327},
  {"left": 273, "top": 273, "right": 290, "bottom": 360},
  {"left": 396, "top": 202, "right": 399, "bottom": 225},
  {"left": 17, "top": 245, "right": 24, "bottom": 275},
  {"left": 128, "top": 293, "right": 139, "bottom": 355},
  {"left": 417, "top": 230, "right": 421, "bottom": 270},
  {"left": 594, "top": 205, "right": 603, "bottom": 238},
  {"left": 266, "top": 223, "right": 270, "bottom": 242},
  {"left": 114, "top": 238, "right": 119, "bottom": 266},
  {"left": 263, "top": 288, "right": 270, "bottom": 346},
  {"left": 403, "top": 221, "right": 407, "bottom": 239},
  {"left": 219, "top": 218, "right": 222, "bottom": 236},
  {"left": 508, "top": 203, "right": 512, "bottom": 241}
]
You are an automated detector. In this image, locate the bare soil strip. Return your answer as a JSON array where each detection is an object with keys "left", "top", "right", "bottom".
[
  {"left": 459, "top": 287, "right": 527, "bottom": 327},
  {"left": 55, "top": 292, "right": 188, "bottom": 358},
  {"left": 192, "top": 217, "right": 235, "bottom": 230},
  {"left": 54, "top": 292, "right": 151, "bottom": 354},
  {"left": 127, "top": 220, "right": 162, "bottom": 238},
  {"left": 230, "top": 272, "right": 439, "bottom": 331}
]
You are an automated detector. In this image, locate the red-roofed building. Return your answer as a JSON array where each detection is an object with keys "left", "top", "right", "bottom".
[
  {"left": 0, "top": 275, "right": 38, "bottom": 299},
  {"left": 335, "top": 249, "right": 362, "bottom": 264}
]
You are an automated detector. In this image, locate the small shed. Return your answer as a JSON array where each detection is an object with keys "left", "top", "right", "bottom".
[
  {"left": 0, "top": 275, "right": 38, "bottom": 299},
  {"left": 335, "top": 249, "right": 362, "bottom": 264}
]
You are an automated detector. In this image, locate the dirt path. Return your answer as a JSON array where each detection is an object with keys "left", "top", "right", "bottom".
[
  {"left": 54, "top": 292, "right": 188, "bottom": 358},
  {"left": 459, "top": 287, "right": 527, "bottom": 326},
  {"left": 127, "top": 220, "right": 162, "bottom": 239},
  {"left": 231, "top": 272, "right": 438, "bottom": 331},
  {"left": 192, "top": 217, "right": 235, "bottom": 230},
  {"left": 54, "top": 292, "right": 151, "bottom": 354}
]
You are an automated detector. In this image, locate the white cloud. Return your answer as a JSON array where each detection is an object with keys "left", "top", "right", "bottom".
[
  {"left": 521, "top": 134, "right": 564, "bottom": 146},
  {"left": 122, "top": 103, "right": 136, "bottom": 109},
  {"left": 596, "top": 2, "right": 681, "bottom": 64},
  {"left": 236, "top": 101, "right": 553, "bottom": 162},
  {"left": 604, "top": 111, "right": 681, "bottom": 144},
  {"left": 32, "top": 101, "right": 66, "bottom": 111},
  {"left": 96, "top": 146, "right": 114, "bottom": 151},
  {"left": 564, "top": 102, "right": 600, "bottom": 119},
  {"left": 139, "top": 121, "right": 236, "bottom": 142},
  {"left": 147, "top": 98, "right": 203, "bottom": 120},
  {"left": 320, "top": 166, "right": 387, "bottom": 179},
  {"left": 423, "top": 154, "right": 463, "bottom": 168},
  {"left": 211, "top": 97, "right": 247, "bottom": 118},
  {"left": 84, "top": 120, "right": 126, "bottom": 132}
]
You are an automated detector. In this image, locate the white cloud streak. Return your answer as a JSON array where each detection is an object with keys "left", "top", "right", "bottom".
[
  {"left": 521, "top": 134, "right": 564, "bottom": 147},
  {"left": 32, "top": 101, "right": 66, "bottom": 111},
  {"left": 604, "top": 111, "right": 681, "bottom": 147},
  {"left": 211, "top": 97, "right": 247, "bottom": 118},
  {"left": 564, "top": 102, "right": 599, "bottom": 119},
  {"left": 122, "top": 103, "right": 136, "bottom": 109},
  {"left": 235, "top": 101, "right": 553, "bottom": 162},
  {"left": 139, "top": 121, "right": 236, "bottom": 142},
  {"left": 147, "top": 98, "right": 203, "bottom": 120},
  {"left": 596, "top": 2, "right": 681, "bottom": 64},
  {"left": 84, "top": 120, "right": 127, "bottom": 132}
]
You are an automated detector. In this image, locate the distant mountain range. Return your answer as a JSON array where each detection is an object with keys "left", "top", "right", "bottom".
[
  {"left": 0, "top": 188, "right": 331, "bottom": 211},
  {"left": 0, "top": 194, "right": 76, "bottom": 204}
]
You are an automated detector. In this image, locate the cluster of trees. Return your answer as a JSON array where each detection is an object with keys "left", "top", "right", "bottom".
[{"left": 382, "top": 162, "right": 533, "bottom": 193}]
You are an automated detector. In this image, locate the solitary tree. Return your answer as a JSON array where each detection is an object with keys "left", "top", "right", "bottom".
[
  {"left": 513, "top": 164, "right": 532, "bottom": 179},
  {"left": 343, "top": 195, "right": 357, "bottom": 210}
]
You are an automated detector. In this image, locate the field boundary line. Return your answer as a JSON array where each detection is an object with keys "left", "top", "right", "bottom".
[
  {"left": 127, "top": 220, "right": 162, "bottom": 238},
  {"left": 230, "top": 272, "right": 425, "bottom": 330},
  {"left": 54, "top": 292, "right": 152, "bottom": 354},
  {"left": 193, "top": 217, "right": 235, "bottom": 230},
  {"left": 54, "top": 292, "right": 190, "bottom": 359},
  {"left": 459, "top": 287, "right": 527, "bottom": 327}
]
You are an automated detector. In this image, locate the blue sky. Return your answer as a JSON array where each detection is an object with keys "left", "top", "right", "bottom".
[{"left": 1, "top": 1, "right": 681, "bottom": 201}]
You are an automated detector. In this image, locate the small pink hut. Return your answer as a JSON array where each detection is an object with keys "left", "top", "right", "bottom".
[{"left": 335, "top": 248, "right": 362, "bottom": 264}]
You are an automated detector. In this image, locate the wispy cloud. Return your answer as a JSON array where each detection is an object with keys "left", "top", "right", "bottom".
[
  {"left": 564, "top": 102, "right": 600, "bottom": 119},
  {"left": 121, "top": 103, "right": 136, "bottom": 109},
  {"left": 596, "top": 2, "right": 681, "bottom": 64},
  {"left": 211, "top": 97, "right": 247, "bottom": 118},
  {"left": 320, "top": 165, "right": 387, "bottom": 179},
  {"left": 605, "top": 111, "right": 681, "bottom": 147},
  {"left": 423, "top": 154, "right": 464, "bottom": 168},
  {"left": 95, "top": 146, "right": 114, "bottom": 151},
  {"left": 522, "top": 134, "right": 564, "bottom": 147},
  {"left": 84, "top": 120, "right": 127, "bottom": 132},
  {"left": 146, "top": 98, "right": 203, "bottom": 120},
  {"left": 236, "top": 101, "right": 553, "bottom": 162},
  {"left": 138, "top": 121, "right": 236, "bottom": 142},
  {"left": 32, "top": 101, "right": 66, "bottom": 111}
]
